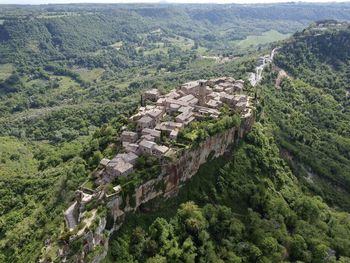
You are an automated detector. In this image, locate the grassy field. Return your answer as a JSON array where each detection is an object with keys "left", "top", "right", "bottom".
[
  {"left": 144, "top": 45, "right": 169, "bottom": 55},
  {"left": 141, "top": 33, "right": 194, "bottom": 55},
  {"left": 167, "top": 35, "right": 194, "bottom": 50},
  {"left": 0, "top": 137, "right": 38, "bottom": 177},
  {"left": 72, "top": 67, "right": 105, "bottom": 82},
  {"left": 196, "top": 46, "right": 208, "bottom": 55},
  {"left": 236, "top": 30, "right": 291, "bottom": 48},
  {"left": 0, "top": 63, "right": 14, "bottom": 81},
  {"left": 25, "top": 74, "right": 84, "bottom": 102}
]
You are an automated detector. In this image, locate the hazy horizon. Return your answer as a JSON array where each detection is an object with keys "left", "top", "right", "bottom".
[{"left": 1, "top": 0, "right": 350, "bottom": 5}]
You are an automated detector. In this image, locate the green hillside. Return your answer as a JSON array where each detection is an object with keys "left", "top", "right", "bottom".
[
  {"left": 271, "top": 21, "right": 350, "bottom": 211},
  {"left": 103, "top": 21, "right": 350, "bottom": 263},
  {"left": 105, "top": 124, "right": 350, "bottom": 263},
  {"left": 1, "top": 4, "right": 350, "bottom": 263}
]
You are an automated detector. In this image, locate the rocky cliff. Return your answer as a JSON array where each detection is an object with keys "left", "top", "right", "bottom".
[{"left": 62, "top": 113, "right": 254, "bottom": 262}]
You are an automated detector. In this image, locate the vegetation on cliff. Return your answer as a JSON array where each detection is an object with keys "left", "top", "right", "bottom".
[
  {"left": 270, "top": 21, "right": 350, "bottom": 211},
  {"left": 177, "top": 113, "right": 241, "bottom": 146},
  {"left": 104, "top": 21, "right": 350, "bottom": 263},
  {"left": 107, "top": 124, "right": 350, "bottom": 262},
  {"left": 1, "top": 3, "right": 350, "bottom": 262}
]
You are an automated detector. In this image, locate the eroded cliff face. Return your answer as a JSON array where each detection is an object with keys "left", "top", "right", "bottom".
[
  {"left": 163, "top": 126, "right": 237, "bottom": 196},
  {"left": 112, "top": 114, "right": 254, "bottom": 222},
  {"left": 65, "top": 114, "right": 254, "bottom": 262},
  {"left": 134, "top": 126, "right": 238, "bottom": 208}
]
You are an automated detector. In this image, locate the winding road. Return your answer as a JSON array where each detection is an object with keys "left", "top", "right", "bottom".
[{"left": 249, "top": 48, "right": 278, "bottom": 86}]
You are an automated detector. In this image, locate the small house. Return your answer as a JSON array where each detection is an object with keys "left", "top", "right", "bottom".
[
  {"left": 176, "top": 111, "right": 194, "bottom": 123},
  {"left": 146, "top": 109, "right": 164, "bottom": 123},
  {"left": 142, "top": 128, "right": 161, "bottom": 141},
  {"left": 124, "top": 143, "right": 139, "bottom": 154},
  {"left": 113, "top": 185, "right": 122, "bottom": 194},
  {"left": 116, "top": 152, "right": 138, "bottom": 165},
  {"left": 152, "top": 145, "right": 169, "bottom": 156},
  {"left": 170, "top": 130, "right": 178, "bottom": 140},
  {"left": 143, "top": 89, "right": 160, "bottom": 102},
  {"left": 121, "top": 131, "right": 138, "bottom": 143},
  {"left": 113, "top": 160, "right": 133, "bottom": 177},
  {"left": 139, "top": 139, "right": 156, "bottom": 155},
  {"left": 137, "top": 116, "right": 156, "bottom": 131}
]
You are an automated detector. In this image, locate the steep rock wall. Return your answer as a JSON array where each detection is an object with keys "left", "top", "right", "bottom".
[
  {"left": 116, "top": 114, "right": 254, "bottom": 218},
  {"left": 134, "top": 126, "right": 237, "bottom": 208},
  {"left": 66, "top": 115, "right": 254, "bottom": 262}
]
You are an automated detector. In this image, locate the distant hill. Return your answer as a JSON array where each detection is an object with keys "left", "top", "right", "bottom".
[
  {"left": 2, "top": 3, "right": 350, "bottom": 66},
  {"left": 275, "top": 20, "right": 350, "bottom": 103}
]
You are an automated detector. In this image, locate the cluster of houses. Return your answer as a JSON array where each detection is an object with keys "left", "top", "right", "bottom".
[{"left": 95, "top": 77, "right": 252, "bottom": 185}]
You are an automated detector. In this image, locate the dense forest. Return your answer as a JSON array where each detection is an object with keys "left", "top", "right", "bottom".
[
  {"left": 1, "top": 3, "right": 350, "bottom": 263},
  {"left": 107, "top": 124, "right": 350, "bottom": 263},
  {"left": 272, "top": 21, "right": 350, "bottom": 211},
  {"left": 104, "top": 21, "right": 350, "bottom": 262}
]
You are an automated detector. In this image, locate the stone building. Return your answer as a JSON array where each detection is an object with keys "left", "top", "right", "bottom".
[
  {"left": 139, "top": 139, "right": 157, "bottom": 155},
  {"left": 121, "top": 131, "right": 138, "bottom": 143},
  {"left": 137, "top": 116, "right": 156, "bottom": 131}
]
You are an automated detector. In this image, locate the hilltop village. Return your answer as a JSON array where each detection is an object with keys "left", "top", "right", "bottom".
[
  {"left": 64, "top": 77, "right": 252, "bottom": 227},
  {"left": 61, "top": 77, "right": 254, "bottom": 261},
  {"left": 95, "top": 77, "right": 252, "bottom": 184}
]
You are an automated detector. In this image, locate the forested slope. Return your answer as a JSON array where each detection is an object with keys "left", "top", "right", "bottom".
[
  {"left": 275, "top": 21, "right": 350, "bottom": 103},
  {"left": 0, "top": 31, "right": 256, "bottom": 263},
  {"left": 104, "top": 21, "right": 350, "bottom": 263},
  {"left": 1, "top": 4, "right": 350, "bottom": 262},
  {"left": 106, "top": 124, "right": 350, "bottom": 263},
  {"left": 271, "top": 21, "right": 350, "bottom": 210},
  {"left": 2, "top": 3, "right": 350, "bottom": 67}
]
